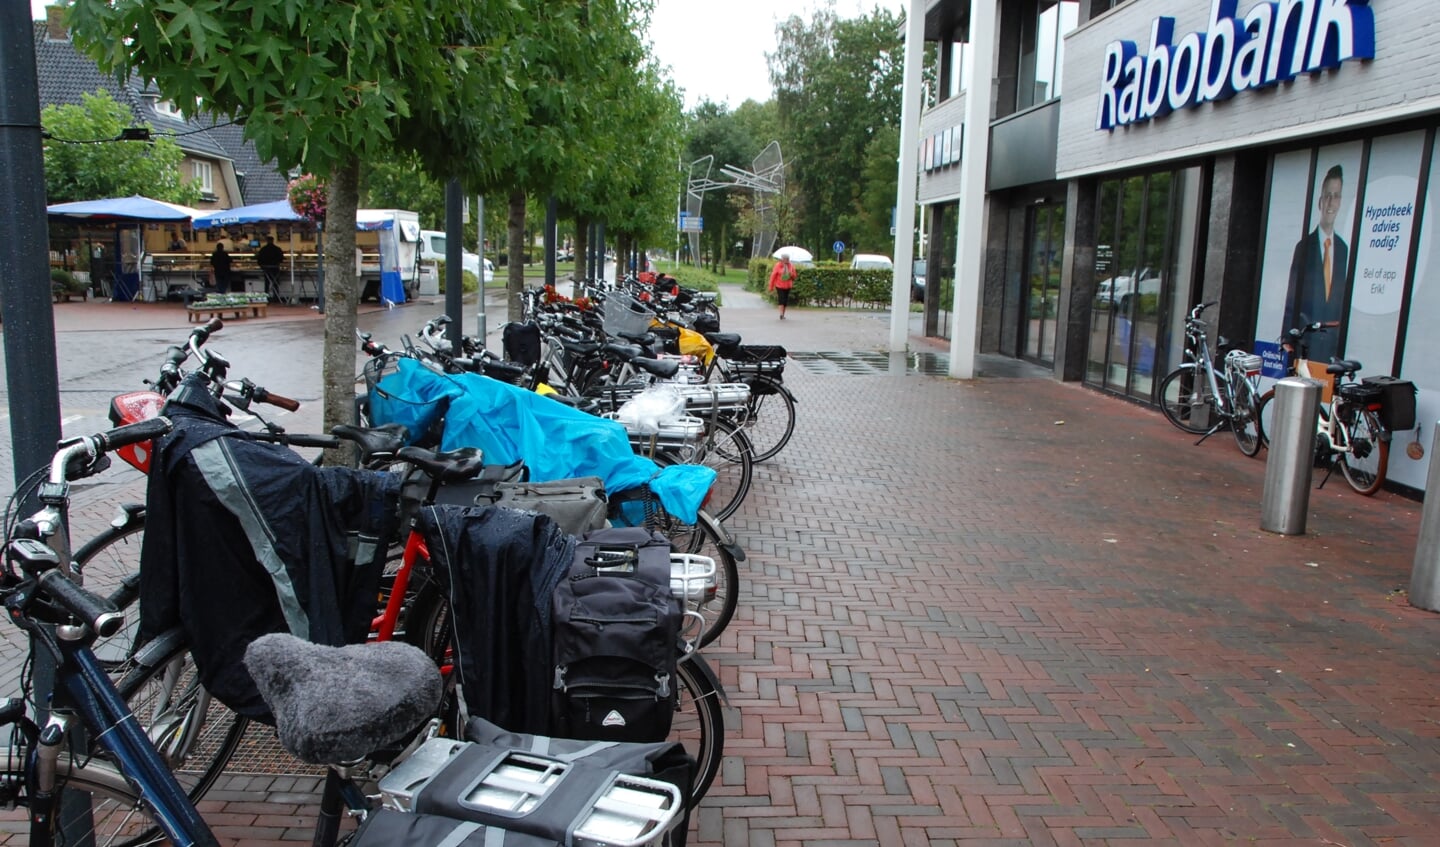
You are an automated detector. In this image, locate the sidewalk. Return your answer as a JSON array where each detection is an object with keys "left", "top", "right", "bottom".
[{"left": 5, "top": 287, "right": 1439, "bottom": 845}]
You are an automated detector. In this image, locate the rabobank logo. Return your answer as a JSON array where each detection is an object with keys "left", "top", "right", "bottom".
[{"left": 1097, "top": 0, "right": 1375, "bottom": 131}]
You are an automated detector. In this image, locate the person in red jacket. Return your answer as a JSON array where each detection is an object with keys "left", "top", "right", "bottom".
[{"left": 768, "top": 256, "right": 795, "bottom": 320}]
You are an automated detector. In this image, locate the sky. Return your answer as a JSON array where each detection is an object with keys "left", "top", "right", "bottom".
[
  {"left": 646, "top": 0, "right": 901, "bottom": 110},
  {"left": 32, "top": 0, "right": 899, "bottom": 111}
]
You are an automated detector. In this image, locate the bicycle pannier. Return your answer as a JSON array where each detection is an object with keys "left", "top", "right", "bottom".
[
  {"left": 1361, "top": 376, "right": 1418, "bottom": 431},
  {"left": 552, "top": 527, "right": 680, "bottom": 743},
  {"left": 503, "top": 320, "right": 543, "bottom": 367},
  {"left": 493, "top": 477, "right": 608, "bottom": 536}
]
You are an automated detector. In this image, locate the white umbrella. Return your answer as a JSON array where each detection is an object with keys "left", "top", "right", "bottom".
[{"left": 772, "top": 245, "right": 813, "bottom": 262}]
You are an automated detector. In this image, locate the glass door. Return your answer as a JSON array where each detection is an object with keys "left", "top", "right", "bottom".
[{"left": 1022, "top": 202, "right": 1066, "bottom": 365}]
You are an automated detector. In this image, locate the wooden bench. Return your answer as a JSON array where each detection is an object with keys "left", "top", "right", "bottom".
[{"left": 186, "top": 302, "right": 269, "bottom": 322}]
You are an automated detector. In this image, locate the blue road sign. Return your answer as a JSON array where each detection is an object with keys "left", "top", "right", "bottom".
[{"left": 832, "top": 240, "right": 845, "bottom": 256}]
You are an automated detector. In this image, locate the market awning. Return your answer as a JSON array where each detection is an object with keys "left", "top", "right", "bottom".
[
  {"left": 46, "top": 195, "right": 201, "bottom": 222},
  {"left": 191, "top": 199, "right": 302, "bottom": 229}
]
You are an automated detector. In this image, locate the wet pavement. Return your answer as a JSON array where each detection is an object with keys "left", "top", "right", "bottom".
[{"left": 1, "top": 283, "right": 1437, "bottom": 845}]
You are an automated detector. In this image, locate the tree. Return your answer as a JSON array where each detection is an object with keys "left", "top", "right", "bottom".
[
  {"left": 41, "top": 90, "right": 198, "bottom": 204},
  {"left": 67, "top": 0, "right": 576, "bottom": 460},
  {"left": 841, "top": 124, "right": 901, "bottom": 253},
  {"left": 769, "top": 3, "right": 906, "bottom": 253}
]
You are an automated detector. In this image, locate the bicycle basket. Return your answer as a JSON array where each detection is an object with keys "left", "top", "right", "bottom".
[{"left": 601, "top": 292, "right": 655, "bottom": 338}]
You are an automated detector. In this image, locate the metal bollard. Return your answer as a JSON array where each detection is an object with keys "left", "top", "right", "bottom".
[
  {"left": 1260, "top": 377, "right": 1321, "bottom": 535},
  {"left": 1409, "top": 422, "right": 1440, "bottom": 611}
]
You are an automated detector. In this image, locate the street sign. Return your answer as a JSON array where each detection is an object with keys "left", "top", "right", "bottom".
[
  {"left": 832, "top": 240, "right": 845, "bottom": 257},
  {"left": 679, "top": 213, "right": 704, "bottom": 233}
]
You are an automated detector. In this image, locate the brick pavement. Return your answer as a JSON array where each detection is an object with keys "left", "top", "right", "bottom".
[{"left": 3, "top": 288, "right": 1438, "bottom": 845}]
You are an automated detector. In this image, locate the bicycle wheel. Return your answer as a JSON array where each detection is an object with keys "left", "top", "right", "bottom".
[
  {"left": 61, "top": 636, "right": 250, "bottom": 847},
  {"left": 1256, "top": 388, "right": 1274, "bottom": 447},
  {"left": 736, "top": 376, "right": 796, "bottom": 463},
  {"left": 1157, "top": 364, "right": 1222, "bottom": 434},
  {"left": 72, "top": 509, "right": 147, "bottom": 669},
  {"left": 1340, "top": 407, "right": 1389, "bottom": 495},
  {"left": 644, "top": 509, "right": 740, "bottom": 649},
  {"left": 1230, "top": 379, "right": 1262, "bottom": 457},
  {"left": 673, "top": 655, "right": 725, "bottom": 807}
]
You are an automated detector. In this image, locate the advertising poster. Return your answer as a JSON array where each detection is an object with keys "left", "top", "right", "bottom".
[
  {"left": 1253, "top": 150, "right": 1313, "bottom": 363},
  {"left": 1345, "top": 131, "right": 1423, "bottom": 377},
  {"left": 1395, "top": 136, "right": 1440, "bottom": 489}
]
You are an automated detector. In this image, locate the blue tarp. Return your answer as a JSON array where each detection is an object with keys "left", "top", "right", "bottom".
[{"left": 372, "top": 359, "right": 714, "bottom": 521}]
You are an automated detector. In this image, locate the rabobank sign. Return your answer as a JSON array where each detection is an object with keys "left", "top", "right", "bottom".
[{"left": 1096, "top": 0, "right": 1375, "bottom": 131}]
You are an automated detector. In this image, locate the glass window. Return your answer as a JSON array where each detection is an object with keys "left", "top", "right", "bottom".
[
  {"left": 940, "top": 26, "right": 970, "bottom": 101},
  {"left": 192, "top": 160, "right": 213, "bottom": 194},
  {"left": 1017, "top": 0, "right": 1079, "bottom": 110}
]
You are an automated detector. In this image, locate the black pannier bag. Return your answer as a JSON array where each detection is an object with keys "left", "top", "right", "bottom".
[
  {"left": 552, "top": 527, "right": 681, "bottom": 743},
  {"left": 1361, "top": 375, "right": 1417, "bottom": 431},
  {"left": 504, "top": 320, "right": 543, "bottom": 367}
]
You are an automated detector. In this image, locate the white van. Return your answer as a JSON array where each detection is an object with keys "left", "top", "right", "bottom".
[
  {"left": 850, "top": 253, "right": 893, "bottom": 271},
  {"left": 419, "top": 230, "right": 494, "bottom": 283}
]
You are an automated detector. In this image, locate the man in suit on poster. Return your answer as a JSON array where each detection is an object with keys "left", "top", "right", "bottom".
[{"left": 1281, "top": 164, "right": 1349, "bottom": 364}]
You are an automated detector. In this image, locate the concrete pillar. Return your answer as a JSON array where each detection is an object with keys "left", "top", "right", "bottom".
[
  {"left": 889, "top": 0, "right": 928, "bottom": 353},
  {"left": 1055, "top": 178, "right": 1098, "bottom": 382},
  {"left": 949, "top": 0, "right": 998, "bottom": 380},
  {"left": 1203, "top": 152, "right": 1267, "bottom": 346}
]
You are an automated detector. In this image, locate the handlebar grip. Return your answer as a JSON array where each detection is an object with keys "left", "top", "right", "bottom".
[
  {"left": 38, "top": 570, "right": 124, "bottom": 638},
  {"left": 256, "top": 389, "right": 301, "bottom": 412},
  {"left": 98, "top": 417, "right": 173, "bottom": 451}
]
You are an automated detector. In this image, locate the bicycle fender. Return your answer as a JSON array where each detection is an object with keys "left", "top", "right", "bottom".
[
  {"left": 698, "top": 509, "right": 746, "bottom": 563},
  {"left": 682, "top": 651, "right": 729, "bottom": 707},
  {"left": 127, "top": 627, "right": 188, "bottom": 670}
]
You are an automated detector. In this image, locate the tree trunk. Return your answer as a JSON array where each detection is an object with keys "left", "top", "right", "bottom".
[
  {"left": 321, "top": 156, "right": 361, "bottom": 467},
  {"left": 616, "top": 234, "right": 631, "bottom": 281},
  {"left": 573, "top": 216, "right": 589, "bottom": 283},
  {"left": 507, "top": 189, "right": 527, "bottom": 321}
]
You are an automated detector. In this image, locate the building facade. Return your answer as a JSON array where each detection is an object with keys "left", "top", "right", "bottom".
[{"left": 917, "top": 0, "right": 1440, "bottom": 494}]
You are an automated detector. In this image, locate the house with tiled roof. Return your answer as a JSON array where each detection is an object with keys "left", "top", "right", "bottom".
[{"left": 33, "top": 7, "right": 289, "bottom": 209}]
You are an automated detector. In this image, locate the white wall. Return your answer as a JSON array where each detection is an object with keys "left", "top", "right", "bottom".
[{"left": 1058, "top": 0, "right": 1440, "bottom": 178}]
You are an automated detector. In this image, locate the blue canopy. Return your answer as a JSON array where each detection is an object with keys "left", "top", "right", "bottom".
[
  {"left": 47, "top": 195, "right": 199, "bottom": 222},
  {"left": 191, "top": 199, "right": 301, "bottom": 230}
]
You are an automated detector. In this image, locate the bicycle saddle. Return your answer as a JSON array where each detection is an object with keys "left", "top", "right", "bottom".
[
  {"left": 1326, "top": 359, "right": 1363, "bottom": 375},
  {"left": 397, "top": 445, "right": 486, "bottom": 481},
  {"left": 244, "top": 634, "right": 442, "bottom": 764},
  {"left": 703, "top": 332, "right": 741, "bottom": 349},
  {"left": 630, "top": 356, "right": 681, "bottom": 379},
  {"left": 331, "top": 423, "right": 409, "bottom": 463}
]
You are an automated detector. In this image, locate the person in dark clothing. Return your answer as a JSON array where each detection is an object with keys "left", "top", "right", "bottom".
[
  {"left": 210, "top": 242, "right": 233, "bottom": 293},
  {"left": 255, "top": 236, "right": 285, "bottom": 298}
]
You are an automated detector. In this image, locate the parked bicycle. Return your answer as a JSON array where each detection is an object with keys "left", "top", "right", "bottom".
[
  {"left": 0, "top": 426, "right": 689, "bottom": 846},
  {"left": 1157, "top": 302, "right": 1264, "bottom": 457},
  {"left": 1255, "top": 321, "right": 1392, "bottom": 495}
]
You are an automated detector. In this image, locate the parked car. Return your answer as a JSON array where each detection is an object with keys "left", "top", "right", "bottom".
[
  {"left": 911, "top": 259, "right": 927, "bottom": 303},
  {"left": 850, "top": 253, "right": 893, "bottom": 271},
  {"left": 419, "top": 230, "right": 493, "bottom": 283},
  {"left": 1094, "top": 267, "right": 1160, "bottom": 312}
]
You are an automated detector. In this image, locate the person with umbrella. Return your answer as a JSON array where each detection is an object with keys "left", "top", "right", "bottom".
[{"left": 769, "top": 251, "right": 797, "bottom": 320}]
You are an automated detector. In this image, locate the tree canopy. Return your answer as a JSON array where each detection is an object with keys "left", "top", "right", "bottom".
[
  {"left": 41, "top": 90, "right": 197, "bottom": 205},
  {"left": 768, "top": 3, "right": 906, "bottom": 256}
]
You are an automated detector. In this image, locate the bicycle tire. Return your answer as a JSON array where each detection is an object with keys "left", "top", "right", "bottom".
[
  {"left": 1230, "top": 378, "right": 1262, "bottom": 457},
  {"left": 735, "top": 376, "right": 796, "bottom": 463},
  {"left": 1340, "top": 407, "right": 1389, "bottom": 495},
  {"left": 72, "top": 511, "right": 147, "bottom": 670},
  {"left": 673, "top": 655, "right": 725, "bottom": 806},
  {"left": 1157, "top": 364, "right": 1222, "bottom": 435},
  {"left": 62, "top": 635, "right": 250, "bottom": 847},
  {"left": 1255, "top": 388, "right": 1274, "bottom": 447}
]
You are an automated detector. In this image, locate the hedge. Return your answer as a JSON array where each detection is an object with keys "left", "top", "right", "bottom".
[{"left": 746, "top": 258, "right": 892, "bottom": 308}]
